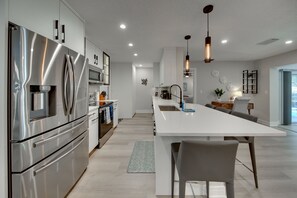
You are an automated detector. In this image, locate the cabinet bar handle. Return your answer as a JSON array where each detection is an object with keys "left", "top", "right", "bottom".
[
  {"left": 62, "top": 25, "right": 65, "bottom": 43},
  {"left": 54, "top": 20, "right": 59, "bottom": 40}
]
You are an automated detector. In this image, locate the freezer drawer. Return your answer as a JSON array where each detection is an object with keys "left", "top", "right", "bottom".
[
  {"left": 12, "top": 131, "right": 89, "bottom": 198},
  {"left": 11, "top": 116, "right": 88, "bottom": 172}
]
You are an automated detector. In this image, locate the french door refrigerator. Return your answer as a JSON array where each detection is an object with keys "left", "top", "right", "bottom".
[{"left": 8, "top": 23, "right": 89, "bottom": 198}]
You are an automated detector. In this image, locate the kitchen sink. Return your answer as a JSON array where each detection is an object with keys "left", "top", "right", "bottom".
[{"left": 159, "top": 105, "right": 180, "bottom": 111}]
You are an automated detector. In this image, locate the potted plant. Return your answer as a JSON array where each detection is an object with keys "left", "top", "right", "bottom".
[{"left": 214, "top": 88, "right": 225, "bottom": 101}]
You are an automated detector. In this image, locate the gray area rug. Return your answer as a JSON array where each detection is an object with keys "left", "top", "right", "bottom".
[{"left": 127, "top": 141, "right": 155, "bottom": 173}]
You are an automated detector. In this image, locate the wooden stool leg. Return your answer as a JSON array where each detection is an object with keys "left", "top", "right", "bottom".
[
  {"left": 206, "top": 181, "right": 210, "bottom": 198},
  {"left": 179, "top": 179, "right": 186, "bottom": 198},
  {"left": 226, "top": 181, "right": 235, "bottom": 198},
  {"left": 171, "top": 153, "right": 175, "bottom": 198},
  {"left": 249, "top": 142, "right": 259, "bottom": 188}
]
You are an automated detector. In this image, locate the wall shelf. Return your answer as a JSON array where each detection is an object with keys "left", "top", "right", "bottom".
[{"left": 243, "top": 70, "right": 258, "bottom": 94}]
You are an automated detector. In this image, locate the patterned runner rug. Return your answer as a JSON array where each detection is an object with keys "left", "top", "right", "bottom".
[{"left": 127, "top": 141, "right": 155, "bottom": 173}]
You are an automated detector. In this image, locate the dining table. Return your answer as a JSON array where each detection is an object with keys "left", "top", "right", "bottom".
[{"left": 152, "top": 96, "right": 286, "bottom": 197}]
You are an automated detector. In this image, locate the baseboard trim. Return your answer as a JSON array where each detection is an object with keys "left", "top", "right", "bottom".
[
  {"left": 258, "top": 119, "right": 280, "bottom": 127},
  {"left": 136, "top": 110, "right": 153, "bottom": 113}
]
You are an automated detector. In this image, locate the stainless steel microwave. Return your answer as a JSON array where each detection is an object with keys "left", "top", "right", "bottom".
[{"left": 89, "top": 65, "right": 103, "bottom": 83}]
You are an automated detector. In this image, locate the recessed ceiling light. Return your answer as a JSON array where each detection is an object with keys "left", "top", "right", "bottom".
[
  {"left": 285, "top": 40, "right": 293, "bottom": 44},
  {"left": 134, "top": 53, "right": 138, "bottom": 56},
  {"left": 128, "top": 43, "right": 134, "bottom": 47},
  {"left": 120, "top": 24, "right": 126, "bottom": 29},
  {"left": 221, "top": 39, "right": 228, "bottom": 44}
]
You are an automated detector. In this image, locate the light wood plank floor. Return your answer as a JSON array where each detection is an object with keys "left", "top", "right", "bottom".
[{"left": 68, "top": 113, "right": 297, "bottom": 198}]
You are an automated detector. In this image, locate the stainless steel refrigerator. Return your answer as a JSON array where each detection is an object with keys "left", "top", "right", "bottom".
[{"left": 8, "top": 23, "right": 89, "bottom": 198}]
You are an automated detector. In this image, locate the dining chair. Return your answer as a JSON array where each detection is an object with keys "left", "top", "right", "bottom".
[
  {"left": 232, "top": 97, "right": 250, "bottom": 114},
  {"left": 171, "top": 140, "right": 239, "bottom": 198},
  {"left": 225, "top": 111, "right": 259, "bottom": 188},
  {"left": 215, "top": 106, "right": 232, "bottom": 114}
]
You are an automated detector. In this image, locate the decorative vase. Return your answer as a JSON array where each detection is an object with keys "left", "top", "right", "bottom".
[{"left": 217, "top": 96, "right": 221, "bottom": 101}]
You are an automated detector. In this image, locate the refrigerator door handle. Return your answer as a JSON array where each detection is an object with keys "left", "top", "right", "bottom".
[
  {"left": 33, "top": 134, "right": 86, "bottom": 176},
  {"left": 65, "top": 55, "right": 74, "bottom": 116},
  {"left": 69, "top": 56, "right": 76, "bottom": 114},
  {"left": 32, "top": 118, "right": 87, "bottom": 147},
  {"left": 63, "top": 64, "right": 69, "bottom": 114}
]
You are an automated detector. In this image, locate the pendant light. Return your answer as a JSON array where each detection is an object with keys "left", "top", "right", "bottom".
[
  {"left": 203, "top": 5, "right": 214, "bottom": 63},
  {"left": 184, "top": 35, "right": 191, "bottom": 77}
]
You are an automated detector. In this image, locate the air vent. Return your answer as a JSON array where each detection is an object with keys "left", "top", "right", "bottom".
[{"left": 257, "top": 38, "right": 279, "bottom": 45}]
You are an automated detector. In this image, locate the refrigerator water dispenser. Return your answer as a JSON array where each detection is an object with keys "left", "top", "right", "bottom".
[{"left": 30, "top": 85, "right": 56, "bottom": 120}]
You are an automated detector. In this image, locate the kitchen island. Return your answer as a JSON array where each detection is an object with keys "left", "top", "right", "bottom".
[{"left": 152, "top": 97, "right": 286, "bottom": 197}]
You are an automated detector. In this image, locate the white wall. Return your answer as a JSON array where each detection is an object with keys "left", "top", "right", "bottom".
[
  {"left": 175, "top": 47, "right": 184, "bottom": 88},
  {"left": 0, "top": 0, "right": 8, "bottom": 197},
  {"left": 191, "top": 61, "right": 255, "bottom": 106},
  {"left": 132, "top": 65, "right": 136, "bottom": 116},
  {"left": 110, "top": 63, "right": 134, "bottom": 118},
  {"left": 183, "top": 76, "right": 194, "bottom": 96},
  {"left": 254, "top": 50, "right": 297, "bottom": 125},
  {"left": 135, "top": 67, "right": 154, "bottom": 113}
]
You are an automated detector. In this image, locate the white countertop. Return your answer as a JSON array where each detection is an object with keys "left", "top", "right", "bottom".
[
  {"left": 100, "top": 99, "right": 118, "bottom": 102},
  {"left": 88, "top": 99, "right": 118, "bottom": 113},
  {"left": 153, "top": 96, "right": 286, "bottom": 137}
]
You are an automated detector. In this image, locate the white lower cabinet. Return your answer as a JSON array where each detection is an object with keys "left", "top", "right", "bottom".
[{"left": 88, "top": 109, "right": 98, "bottom": 153}]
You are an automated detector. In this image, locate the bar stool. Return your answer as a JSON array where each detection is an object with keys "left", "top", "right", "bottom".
[
  {"left": 225, "top": 111, "right": 259, "bottom": 188},
  {"left": 171, "top": 140, "right": 239, "bottom": 198}
]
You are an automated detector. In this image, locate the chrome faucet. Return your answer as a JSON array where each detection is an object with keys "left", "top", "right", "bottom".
[{"left": 170, "top": 84, "right": 182, "bottom": 108}]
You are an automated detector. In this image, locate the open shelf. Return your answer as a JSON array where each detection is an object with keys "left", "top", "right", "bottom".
[{"left": 243, "top": 70, "right": 258, "bottom": 94}]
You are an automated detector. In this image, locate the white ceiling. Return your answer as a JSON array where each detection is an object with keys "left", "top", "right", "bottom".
[{"left": 66, "top": 0, "right": 297, "bottom": 64}]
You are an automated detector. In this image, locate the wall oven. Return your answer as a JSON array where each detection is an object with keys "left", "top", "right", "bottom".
[
  {"left": 99, "top": 102, "right": 113, "bottom": 148},
  {"left": 89, "top": 65, "right": 103, "bottom": 84}
]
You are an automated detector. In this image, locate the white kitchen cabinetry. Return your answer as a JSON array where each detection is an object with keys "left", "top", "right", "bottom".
[
  {"left": 159, "top": 47, "right": 183, "bottom": 86},
  {"left": 59, "top": 1, "right": 85, "bottom": 55},
  {"left": 85, "top": 39, "right": 103, "bottom": 69},
  {"left": 8, "top": 0, "right": 60, "bottom": 40},
  {"left": 113, "top": 101, "right": 119, "bottom": 128},
  {"left": 88, "top": 109, "right": 99, "bottom": 154},
  {"left": 8, "top": 0, "right": 85, "bottom": 54}
]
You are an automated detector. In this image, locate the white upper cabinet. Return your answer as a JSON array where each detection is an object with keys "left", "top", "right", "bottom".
[
  {"left": 9, "top": 0, "right": 60, "bottom": 40},
  {"left": 159, "top": 47, "right": 184, "bottom": 87},
  {"left": 85, "top": 39, "right": 103, "bottom": 69},
  {"left": 59, "top": 1, "right": 85, "bottom": 55},
  {"left": 8, "top": 0, "right": 85, "bottom": 54}
]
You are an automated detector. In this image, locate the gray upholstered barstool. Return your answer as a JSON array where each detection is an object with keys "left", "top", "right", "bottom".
[
  {"left": 171, "top": 140, "right": 239, "bottom": 198},
  {"left": 225, "top": 111, "right": 259, "bottom": 188}
]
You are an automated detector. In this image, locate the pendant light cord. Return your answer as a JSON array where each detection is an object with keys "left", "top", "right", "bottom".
[
  {"left": 187, "top": 39, "right": 189, "bottom": 55},
  {"left": 207, "top": 13, "right": 209, "bottom": 37}
]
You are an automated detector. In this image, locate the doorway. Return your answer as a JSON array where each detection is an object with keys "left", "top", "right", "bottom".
[
  {"left": 280, "top": 69, "right": 297, "bottom": 132},
  {"left": 183, "top": 68, "right": 197, "bottom": 103},
  {"left": 292, "top": 72, "right": 297, "bottom": 123}
]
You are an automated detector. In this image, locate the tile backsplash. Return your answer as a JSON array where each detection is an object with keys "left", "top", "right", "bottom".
[{"left": 88, "top": 84, "right": 110, "bottom": 101}]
